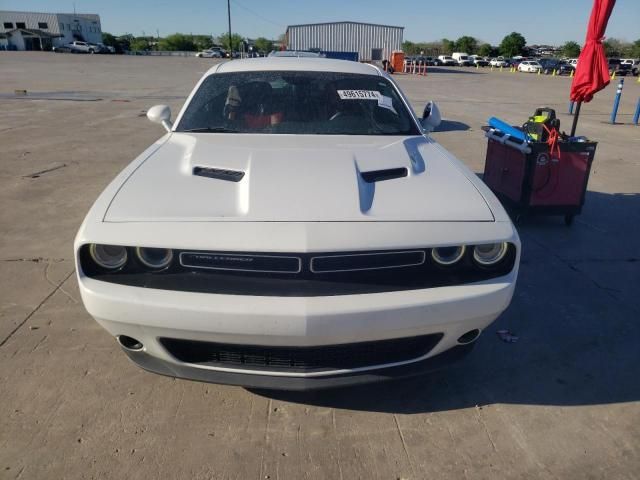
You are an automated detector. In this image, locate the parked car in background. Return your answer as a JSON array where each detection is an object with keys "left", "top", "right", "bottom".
[
  {"left": 451, "top": 52, "right": 472, "bottom": 66},
  {"left": 608, "top": 58, "right": 631, "bottom": 76},
  {"left": 538, "top": 58, "right": 562, "bottom": 74},
  {"left": 89, "top": 43, "right": 108, "bottom": 53},
  {"left": 75, "top": 57, "right": 520, "bottom": 390},
  {"left": 437, "top": 55, "right": 457, "bottom": 66},
  {"left": 621, "top": 58, "right": 639, "bottom": 76},
  {"left": 197, "top": 49, "right": 223, "bottom": 58},
  {"left": 66, "top": 41, "right": 99, "bottom": 54},
  {"left": 472, "top": 56, "right": 489, "bottom": 67},
  {"left": 489, "top": 58, "right": 508, "bottom": 67},
  {"left": 96, "top": 43, "right": 115, "bottom": 54},
  {"left": 406, "top": 56, "right": 432, "bottom": 66},
  {"left": 518, "top": 60, "right": 542, "bottom": 73},
  {"left": 557, "top": 61, "right": 575, "bottom": 76},
  {"left": 52, "top": 45, "right": 72, "bottom": 53}
]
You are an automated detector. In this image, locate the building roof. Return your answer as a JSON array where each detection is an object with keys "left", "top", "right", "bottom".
[
  {"left": 209, "top": 57, "right": 382, "bottom": 76},
  {"left": 0, "top": 10, "right": 99, "bottom": 21},
  {"left": 4, "top": 28, "right": 63, "bottom": 38},
  {"left": 286, "top": 21, "right": 404, "bottom": 30}
]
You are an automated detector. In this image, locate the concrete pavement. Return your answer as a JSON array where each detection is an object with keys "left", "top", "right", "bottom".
[{"left": 1, "top": 53, "right": 639, "bottom": 479}]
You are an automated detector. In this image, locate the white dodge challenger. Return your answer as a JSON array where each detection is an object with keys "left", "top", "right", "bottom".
[{"left": 75, "top": 58, "right": 520, "bottom": 390}]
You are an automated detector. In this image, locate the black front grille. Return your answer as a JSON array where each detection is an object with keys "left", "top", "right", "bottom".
[
  {"left": 311, "top": 250, "right": 425, "bottom": 273},
  {"left": 159, "top": 334, "right": 444, "bottom": 373},
  {"left": 80, "top": 244, "right": 517, "bottom": 296}
]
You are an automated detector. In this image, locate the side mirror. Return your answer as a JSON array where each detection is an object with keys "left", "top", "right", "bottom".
[
  {"left": 421, "top": 101, "right": 442, "bottom": 132},
  {"left": 147, "top": 105, "right": 173, "bottom": 132}
]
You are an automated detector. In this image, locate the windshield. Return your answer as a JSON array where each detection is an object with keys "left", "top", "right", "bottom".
[{"left": 177, "top": 71, "right": 419, "bottom": 135}]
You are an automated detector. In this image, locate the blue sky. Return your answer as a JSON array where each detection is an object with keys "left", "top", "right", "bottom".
[{"left": 2, "top": 0, "right": 638, "bottom": 45}]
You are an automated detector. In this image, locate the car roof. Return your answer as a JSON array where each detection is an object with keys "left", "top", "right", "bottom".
[{"left": 207, "top": 58, "right": 381, "bottom": 76}]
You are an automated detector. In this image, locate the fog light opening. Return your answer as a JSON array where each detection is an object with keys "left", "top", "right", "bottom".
[
  {"left": 117, "top": 335, "right": 144, "bottom": 351},
  {"left": 457, "top": 329, "right": 481, "bottom": 345}
]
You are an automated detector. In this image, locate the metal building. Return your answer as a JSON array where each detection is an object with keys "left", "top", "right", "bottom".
[
  {"left": 0, "top": 10, "right": 102, "bottom": 51},
  {"left": 285, "top": 21, "right": 403, "bottom": 62}
]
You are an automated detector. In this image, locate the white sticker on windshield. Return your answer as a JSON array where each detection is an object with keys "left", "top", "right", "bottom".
[
  {"left": 376, "top": 94, "right": 397, "bottom": 114},
  {"left": 337, "top": 90, "right": 397, "bottom": 114},
  {"left": 337, "top": 89, "right": 379, "bottom": 100}
]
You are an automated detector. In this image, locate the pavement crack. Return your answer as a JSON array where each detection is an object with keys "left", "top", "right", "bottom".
[
  {"left": 0, "top": 269, "right": 75, "bottom": 349},
  {"left": 172, "top": 386, "right": 185, "bottom": 423},
  {"left": 22, "top": 163, "right": 67, "bottom": 178},
  {"left": 393, "top": 413, "right": 415, "bottom": 476},
  {"left": 331, "top": 409, "right": 344, "bottom": 480},
  {"left": 258, "top": 399, "right": 272, "bottom": 480},
  {"left": 524, "top": 234, "right": 625, "bottom": 302},
  {"left": 566, "top": 262, "right": 622, "bottom": 293},
  {"left": 570, "top": 257, "right": 638, "bottom": 264},
  {"left": 44, "top": 261, "right": 78, "bottom": 304},
  {"left": 475, "top": 405, "right": 498, "bottom": 452},
  {"left": 30, "top": 334, "right": 48, "bottom": 352},
  {"left": 2, "top": 257, "right": 67, "bottom": 263}
]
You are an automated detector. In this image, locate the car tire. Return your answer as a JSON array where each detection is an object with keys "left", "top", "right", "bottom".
[{"left": 89, "top": 49, "right": 94, "bottom": 54}]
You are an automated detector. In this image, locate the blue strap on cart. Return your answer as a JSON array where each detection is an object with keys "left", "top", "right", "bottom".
[
  {"left": 485, "top": 117, "right": 531, "bottom": 154},
  {"left": 488, "top": 117, "right": 527, "bottom": 141}
]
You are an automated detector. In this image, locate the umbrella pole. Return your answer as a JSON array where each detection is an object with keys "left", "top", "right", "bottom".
[{"left": 570, "top": 101, "right": 582, "bottom": 137}]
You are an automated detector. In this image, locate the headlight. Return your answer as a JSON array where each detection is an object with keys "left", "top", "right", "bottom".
[
  {"left": 431, "top": 245, "right": 466, "bottom": 265},
  {"left": 89, "top": 244, "right": 128, "bottom": 270},
  {"left": 135, "top": 247, "right": 173, "bottom": 270},
  {"left": 473, "top": 242, "right": 508, "bottom": 266}
]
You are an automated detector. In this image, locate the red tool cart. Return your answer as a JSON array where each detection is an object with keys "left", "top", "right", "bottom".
[{"left": 483, "top": 131, "right": 597, "bottom": 225}]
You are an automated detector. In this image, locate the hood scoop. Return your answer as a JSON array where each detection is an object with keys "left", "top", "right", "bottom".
[
  {"left": 361, "top": 167, "right": 408, "bottom": 183},
  {"left": 193, "top": 166, "right": 245, "bottom": 182}
]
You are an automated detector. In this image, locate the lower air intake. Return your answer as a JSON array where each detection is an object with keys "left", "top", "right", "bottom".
[{"left": 159, "top": 334, "right": 444, "bottom": 373}]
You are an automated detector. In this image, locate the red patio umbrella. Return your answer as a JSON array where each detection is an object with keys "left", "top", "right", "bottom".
[{"left": 569, "top": 0, "right": 616, "bottom": 136}]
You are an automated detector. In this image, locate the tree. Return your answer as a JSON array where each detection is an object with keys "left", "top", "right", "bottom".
[
  {"left": 129, "top": 37, "right": 150, "bottom": 51},
  {"left": 603, "top": 38, "right": 624, "bottom": 57},
  {"left": 455, "top": 36, "right": 477, "bottom": 54},
  {"left": 219, "top": 33, "right": 244, "bottom": 52},
  {"left": 442, "top": 38, "right": 455, "bottom": 54},
  {"left": 478, "top": 43, "right": 494, "bottom": 57},
  {"left": 253, "top": 37, "right": 273, "bottom": 54},
  {"left": 158, "top": 33, "right": 196, "bottom": 51},
  {"left": 101, "top": 32, "right": 118, "bottom": 48},
  {"left": 499, "top": 32, "right": 526, "bottom": 57},
  {"left": 631, "top": 39, "right": 640, "bottom": 58},
  {"left": 193, "top": 35, "right": 213, "bottom": 51},
  {"left": 402, "top": 40, "right": 418, "bottom": 54},
  {"left": 115, "top": 34, "right": 132, "bottom": 52},
  {"left": 562, "top": 41, "right": 581, "bottom": 58}
]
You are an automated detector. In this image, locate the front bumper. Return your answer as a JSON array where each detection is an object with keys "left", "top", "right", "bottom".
[
  {"left": 79, "top": 267, "right": 517, "bottom": 389},
  {"left": 123, "top": 342, "right": 476, "bottom": 390}
]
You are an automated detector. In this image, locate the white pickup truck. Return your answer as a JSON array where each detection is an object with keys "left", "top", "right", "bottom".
[{"left": 66, "top": 41, "right": 100, "bottom": 54}]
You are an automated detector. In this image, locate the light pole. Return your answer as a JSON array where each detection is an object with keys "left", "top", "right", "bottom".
[{"left": 227, "top": 0, "right": 232, "bottom": 57}]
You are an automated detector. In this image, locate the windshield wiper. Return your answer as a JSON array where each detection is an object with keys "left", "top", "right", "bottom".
[{"left": 181, "top": 126, "right": 239, "bottom": 133}]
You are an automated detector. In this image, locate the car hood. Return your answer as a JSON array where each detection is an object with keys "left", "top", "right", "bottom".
[{"left": 103, "top": 134, "right": 494, "bottom": 223}]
